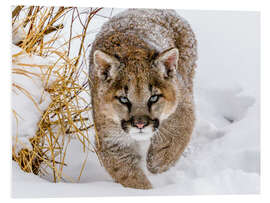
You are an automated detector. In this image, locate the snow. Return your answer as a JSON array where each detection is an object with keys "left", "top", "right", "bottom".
[
  {"left": 12, "top": 21, "right": 26, "bottom": 45},
  {"left": 11, "top": 8, "right": 260, "bottom": 197},
  {"left": 11, "top": 44, "right": 56, "bottom": 155}
]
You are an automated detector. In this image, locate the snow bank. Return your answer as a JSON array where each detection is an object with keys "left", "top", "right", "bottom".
[{"left": 11, "top": 44, "right": 55, "bottom": 154}]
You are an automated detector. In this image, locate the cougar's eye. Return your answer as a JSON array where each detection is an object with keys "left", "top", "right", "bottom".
[
  {"left": 149, "top": 95, "right": 159, "bottom": 103},
  {"left": 115, "top": 95, "right": 132, "bottom": 112},
  {"left": 119, "top": 96, "right": 129, "bottom": 104}
]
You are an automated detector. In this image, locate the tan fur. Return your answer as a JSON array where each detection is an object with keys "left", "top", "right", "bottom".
[{"left": 89, "top": 9, "right": 197, "bottom": 189}]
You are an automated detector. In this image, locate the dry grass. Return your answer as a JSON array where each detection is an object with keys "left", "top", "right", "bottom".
[{"left": 12, "top": 6, "right": 103, "bottom": 182}]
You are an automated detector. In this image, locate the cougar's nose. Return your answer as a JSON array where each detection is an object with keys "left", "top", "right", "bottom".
[
  {"left": 135, "top": 122, "right": 146, "bottom": 129},
  {"left": 131, "top": 116, "right": 149, "bottom": 129}
]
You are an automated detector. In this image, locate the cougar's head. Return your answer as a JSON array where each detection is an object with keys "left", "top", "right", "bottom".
[{"left": 91, "top": 48, "right": 183, "bottom": 141}]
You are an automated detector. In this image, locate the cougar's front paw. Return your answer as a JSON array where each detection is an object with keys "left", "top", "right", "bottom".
[{"left": 119, "top": 172, "right": 152, "bottom": 189}]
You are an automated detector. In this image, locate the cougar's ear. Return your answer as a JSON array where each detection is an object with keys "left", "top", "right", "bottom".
[
  {"left": 154, "top": 48, "right": 179, "bottom": 79},
  {"left": 93, "top": 50, "right": 120, "bottom": 81}
]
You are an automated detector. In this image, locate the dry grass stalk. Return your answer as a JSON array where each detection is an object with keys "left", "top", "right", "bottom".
[{"left": 12, "top": 6, "right": 104, "bottom": 182}]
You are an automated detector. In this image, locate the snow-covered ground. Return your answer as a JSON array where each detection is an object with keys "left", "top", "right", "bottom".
[{"left": 11, "top": 8, "right": 260, "bottom": 197}]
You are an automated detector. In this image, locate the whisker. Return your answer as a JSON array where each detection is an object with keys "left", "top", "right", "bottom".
[
  {"left": 159, "top": 126, "right": 178, "bottom": 137},
  {"left": 153, "top": 129, "right": 166, "bottom": 143}
]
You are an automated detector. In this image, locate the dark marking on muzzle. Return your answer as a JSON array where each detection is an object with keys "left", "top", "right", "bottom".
[{"left": 121, "top": 116, "right": 159, "bottom": 131}]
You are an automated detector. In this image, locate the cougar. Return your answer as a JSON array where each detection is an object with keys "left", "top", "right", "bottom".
[{"left": 89, "top": 8, "right": 197, "bottom": 189}]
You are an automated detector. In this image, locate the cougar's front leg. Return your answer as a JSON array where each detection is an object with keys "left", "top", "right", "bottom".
[
  {"left": 147, "top": 107, "right": 195, "bottom": 174},
  {"left": 146, "top": 131, "right": 190, "bottom": 174},
  {"left": 98, "top": 141, "right": 152, "bottom": 189}
]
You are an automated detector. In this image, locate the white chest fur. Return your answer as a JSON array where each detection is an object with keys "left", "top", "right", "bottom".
[
  {"left": 136, "top": 138, "right": 151, "bottom": 174},
  {"left": 135, "top": 138, "right": 176, "bottom": 188}
]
